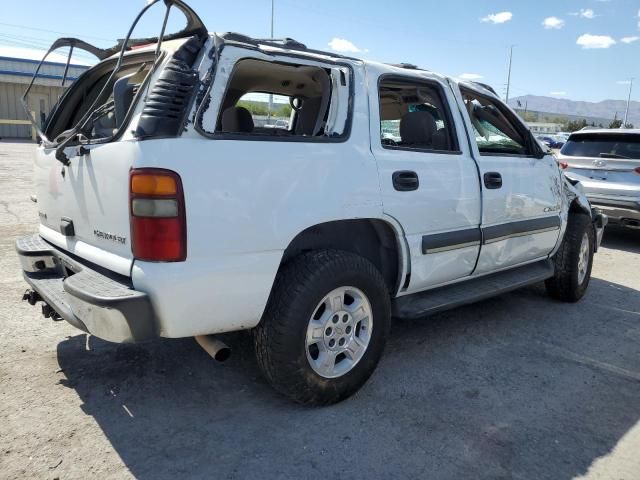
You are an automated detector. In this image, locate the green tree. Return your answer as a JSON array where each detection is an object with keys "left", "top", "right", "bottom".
[
  {"left": 519, "top": 111, "right": 536, "bottom": 122},
  {"left": 237, "top": 101, "right": 269, "bottom": 116},
  {"left": 566, "top": 119, "right": 588, "bottom": 132},
  {"left": 275, "top": 104, "right": 292, "bottom": 118},
  {"left": 609, "top": 119, "right": 623, "bottom": 129}
]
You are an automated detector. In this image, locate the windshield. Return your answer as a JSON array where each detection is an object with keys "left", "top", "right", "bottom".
[{"left": 560, "top": 134, "right": 640, "bottom": 159}]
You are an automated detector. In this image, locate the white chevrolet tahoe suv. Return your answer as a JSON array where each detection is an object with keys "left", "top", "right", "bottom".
[{"left": 16, "top": 1, "right": 606, "bottom": 405}]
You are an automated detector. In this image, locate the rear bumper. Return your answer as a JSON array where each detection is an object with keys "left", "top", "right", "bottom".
[
  {"left": 587, "top": 195, "right": 640, "bottom": 226},
  {"left": 16, "top": 234, "right": 156, "bottom": 343}
]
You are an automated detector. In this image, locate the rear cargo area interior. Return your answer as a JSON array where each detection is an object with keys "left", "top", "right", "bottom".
[{"left": 216, "top": 58, "right": 332, "bottom": 137}]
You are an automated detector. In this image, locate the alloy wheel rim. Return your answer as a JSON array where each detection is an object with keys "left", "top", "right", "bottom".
[
  {"left": 305, "top": 286, "right": 373, "bottom": 379},
  {"left": 577, "top": 232, "right": 590, "bottom": 285}
]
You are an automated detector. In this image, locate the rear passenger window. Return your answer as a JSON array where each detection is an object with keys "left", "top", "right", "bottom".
[
  {"left": 208, "top": 58, "right": 350, "bottom": 141},
  {"left": 461, "top": 89, "right": 532, "bottom": 156},
  {"left": 379, "top": 78, "right": 458, "bottom": 153}
]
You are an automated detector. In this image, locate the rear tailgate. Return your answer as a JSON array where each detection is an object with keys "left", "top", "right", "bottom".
[
  {"left": 35, "top": 141, "right": 136, "bottom": 276},
  {"left": 23, "top": 0, "right": 208, "bottom": 277}
]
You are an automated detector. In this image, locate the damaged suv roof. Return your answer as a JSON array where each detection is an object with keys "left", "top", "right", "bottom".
[{"left": 211, "top": 32, "right": 498, "bottom": 97}]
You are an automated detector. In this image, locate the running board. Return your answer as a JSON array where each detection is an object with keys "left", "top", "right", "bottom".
[{"left": 392, "top": 260, "right": 555, "bottom": 319}]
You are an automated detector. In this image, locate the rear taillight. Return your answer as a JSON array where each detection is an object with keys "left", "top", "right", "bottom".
[
  {"left": 130, "top": 169, "right": 186, "bottom": 262},
  {"left": 558, "top": 161, "right": 569, "bottom": 170},
  {"left": 634, "top": 167, "right": 640, "bottom": 175}
]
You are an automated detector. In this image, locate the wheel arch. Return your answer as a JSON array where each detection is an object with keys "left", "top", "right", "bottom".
[
  {"left": 569, "top": 198, "right": 591, "bottom": 216},
  {"left": 280, "top": 218, "right": 406, "bottom": 295}
]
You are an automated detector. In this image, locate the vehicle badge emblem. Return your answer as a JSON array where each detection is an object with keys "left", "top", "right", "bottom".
[{"left": 593, "top": 159, "right": 606, "bottom": 168}]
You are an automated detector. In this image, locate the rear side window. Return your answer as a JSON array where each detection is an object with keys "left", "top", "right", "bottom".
[
  {"left": 379, "top": 77, "right": 458, "bottom": 152},
  {"left": 209, "top": 58, "right": 350, "bottom": 141},
  {"left": 561, "top": 134, "right": 640, "bottom": 159},
  {"left": 461, "top": 88, "right": 532, "bottom": 156}
]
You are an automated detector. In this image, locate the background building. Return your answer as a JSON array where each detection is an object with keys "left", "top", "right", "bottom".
[
  {"left": 0, "top": 46, "right": 90, "bottom": 139},
  {"left": 527, "top": 122, "right": 563, "bottom": 134}
]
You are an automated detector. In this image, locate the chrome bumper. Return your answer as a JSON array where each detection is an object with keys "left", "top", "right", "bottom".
[
  {"left": 587, "top": 195, "right": 640, "bottom": 227},
  {"left": 16, "top": 234, "right": 156, "bottom": 343}
]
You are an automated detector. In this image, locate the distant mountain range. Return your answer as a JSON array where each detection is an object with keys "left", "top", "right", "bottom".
[{"left": 507, "top": 95, "right": 640, "bottom": 126}]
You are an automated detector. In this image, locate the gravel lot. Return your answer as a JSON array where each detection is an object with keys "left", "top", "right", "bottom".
[{"left": 1, "top": 140, "right": 639, "bottom": 480}]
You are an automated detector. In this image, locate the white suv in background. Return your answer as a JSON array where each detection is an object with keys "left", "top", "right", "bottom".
[{"left": 16, "top": 0, "right": 606, "bottom": 405}]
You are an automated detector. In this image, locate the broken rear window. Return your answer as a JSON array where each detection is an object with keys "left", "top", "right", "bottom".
[{"left": 198, "top": 57, "right": 351, "bottom": 141}]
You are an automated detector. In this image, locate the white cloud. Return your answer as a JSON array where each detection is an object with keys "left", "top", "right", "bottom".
[
  {"left": 621, "top": 36, "right": 640, "bottom": 44},
  {"left": 543, "top": 17, "right": 565, "bottom": 29},
  {"left": 617, "top": 80, "right": 632, "bottom": 85},
  {"left": 459, "top": 73, "right": 483, "bottom": 80},
  {"left": 580, "top": 9, "right": 596, "bottom": 19},
  {"left": 481, "top": 12, "right": 513, "bottom": 24},
  {"left": 327, "top": 38, "right": 365, "bottom": 53},
  {"left": 576, "top": 34, "right": 616, "bottom": 49},
  {"left": 550, "top": 91, "right": 567, "bottom": 96}
]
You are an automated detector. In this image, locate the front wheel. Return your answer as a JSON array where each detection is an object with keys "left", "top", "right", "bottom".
[
  {"left": 545, "top": 213, "right": 594, "bottom": 302},
  {"left": 254, "top": 250, "right": 391, "bottom": 405}
]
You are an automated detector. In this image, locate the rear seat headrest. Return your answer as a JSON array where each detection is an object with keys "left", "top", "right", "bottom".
[
  {"left": 400, "top": 111, "right": 437, "bottom": 146},
  {"left": 221, "top": 106, "right": 254, "bottom": 133}
]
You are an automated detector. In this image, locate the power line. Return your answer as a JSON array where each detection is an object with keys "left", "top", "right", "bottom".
[
  {"left": 0, "top": 21, "right": 113, "bottom": 42},
  {"left": 0, "top": 33, "right": 100, "bottom": 61}
]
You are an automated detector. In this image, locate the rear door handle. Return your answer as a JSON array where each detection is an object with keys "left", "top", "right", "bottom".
[
  {"left": 483, "top": 172, "right": 502, "bottom": 189},
  {"left": 393, "top": 171, "right": 419, "bottom": 191}
]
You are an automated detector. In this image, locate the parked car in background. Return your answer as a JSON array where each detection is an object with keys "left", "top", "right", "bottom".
[
  {"left": 537, "top": 135, "right": 564, "bottom": 149},
  {"left": 557, "top": 129, "right": 640, "bottom": 229},
  {"left": 263, "top": 119, "right": 289, "bottom": 129}
]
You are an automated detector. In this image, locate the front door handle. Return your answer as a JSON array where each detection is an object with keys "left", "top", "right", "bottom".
[
  {"left": 483, "top": 172, "right": 502, "bottom": 189},
  {"left": 393, "top": 171, "right": 419, "bottom": 191}
]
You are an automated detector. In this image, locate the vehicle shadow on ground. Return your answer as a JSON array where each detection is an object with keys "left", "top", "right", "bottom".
[
  {"left": 601, "top": 224, "right": 640, "bottom": 254},
  {"left": 56, "top": 277, "right": 640, "bottom": 480}
]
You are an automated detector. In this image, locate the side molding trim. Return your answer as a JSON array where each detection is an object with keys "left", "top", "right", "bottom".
[{"left": 421, "top": 216, "right": 561, "bottom": 254}]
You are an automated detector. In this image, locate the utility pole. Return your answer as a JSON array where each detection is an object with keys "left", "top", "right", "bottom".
[
  {"left": 267, "top": 0, "right": 275, "bottom": 122},
  {"left": 623, "top": 78, "right": 634, "bottom": 128},
  {"left": 505, "top": 45, "right": 514, "bottom": 104},
  {"left": 270, "top": 0, "right": 274, "bottom": 39}
]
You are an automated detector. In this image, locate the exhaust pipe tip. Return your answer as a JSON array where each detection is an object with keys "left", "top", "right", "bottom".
[
  {"left": 22, "top": 289, "right": 41, "bottom": 305},
  {"left": 621, "top": 218, "right": 640, "bottom": 229},
  {"left": 195, "top": 335, "right": 231, "bottom": 363}
]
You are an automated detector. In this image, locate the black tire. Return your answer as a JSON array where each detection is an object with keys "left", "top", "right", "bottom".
[
  {"left": 254, "top": 249, "right": 391, "bottom": 406},
  {"left": 545, "top": 213, "right": 594, "bottom": 302}
]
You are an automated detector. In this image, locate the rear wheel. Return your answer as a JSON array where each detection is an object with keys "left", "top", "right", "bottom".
[
  {"left": 254, "top": 249, "right": 391, "bottom": 405},
  {"left": 545, "top": 213, "right": 594, "bottom": 302}
]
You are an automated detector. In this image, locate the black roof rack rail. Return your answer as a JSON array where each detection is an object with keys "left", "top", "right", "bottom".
[
  {"left": 252, "top": 37, "right": 307, "bottom": 49},
  {"left": 218, "top": 32, "right": 362, "bottom": 61},
  {"left": 470, "top": 81, "right": 498, "bottom": 96},
  {"left": 388, "top": 63, "right": 420, "bottom": 70}
]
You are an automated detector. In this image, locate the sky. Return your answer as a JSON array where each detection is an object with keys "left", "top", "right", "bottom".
[{"left": 0, "top": 0, "right": 638, "bottom": 103}]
